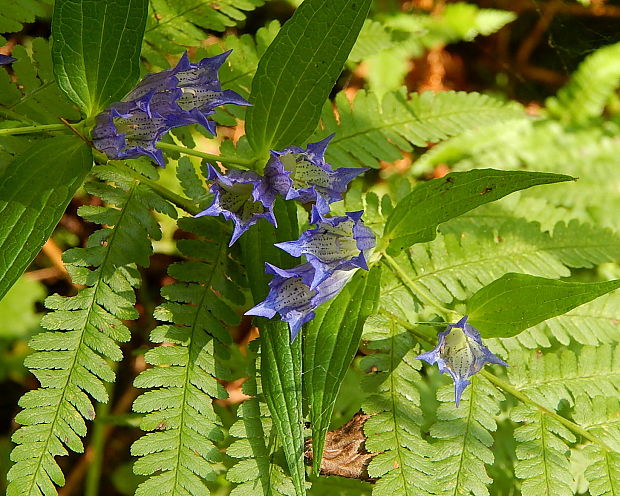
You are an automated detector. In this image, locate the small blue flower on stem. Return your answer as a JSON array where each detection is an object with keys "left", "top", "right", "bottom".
[
  {"left": 0, "top": 54, "right": 16, "bottom": 65},
  {"left": 417, "top": 315, "right": 508, "bottom": 407},
  {"left": 196, "top": 165, "right": 276, "bottom": 246},
  {"left": 265, "top": 134, "right": 366, "bottom": 212},
  {"left": 274, "top": 207, "right": 376, "bottom": 289},
  {"left": 245, "top": 263, "right": 354, "bottom": 342}
]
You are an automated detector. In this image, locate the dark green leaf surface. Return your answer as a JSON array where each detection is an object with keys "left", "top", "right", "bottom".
[
  {"left": 467, "top": 273, "right": 620, "bottom": 338},
  {"left": 260, "top": 319, "right": 306, "bottom": 496},
  {"left": 51, "top": 0, "right": 148, "bottom": 115},
  {"left": 240, "top": 197, "right": 299, "bottom": 302},
  {"left": 381, "top": 169, "right": 573, "bottom": 256},
  {"left": 245, "top": 0, "right": 371, "bottom": 154},
  {"left": 304, "top": 266, "right": 380, "bottom": 472},
  {"left": 240, "top": 199, "right": 303, "bottom": 493},
  {"left": 0, "top": 135, "right": 92, "bottom": 300}
]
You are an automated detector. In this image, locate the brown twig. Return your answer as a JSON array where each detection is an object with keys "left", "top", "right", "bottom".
[{"left": 516, "top": 0, "right": 563, "bottom": 67}]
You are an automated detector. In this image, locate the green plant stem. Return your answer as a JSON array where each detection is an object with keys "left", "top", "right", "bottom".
[
  {"left": 383, "top": 309, "right": 615, "bottom": 453},
  {"left": 478, "top": 369, "right": 613, "bottom": 452},
  {"left": 84, "top": 394, "right": 110, "bottom": 496},
  {"left": 156, "top": 142, "right": 254, "bottom": 168},
  {"left": 381, "top": 252, "right": 458, "bottom": 318},
  {"left": 0, "top": 123, "right": 74, "bottom": 136},
  {"left": 113, "top": 161, "right": 200, "bottom": 215}
]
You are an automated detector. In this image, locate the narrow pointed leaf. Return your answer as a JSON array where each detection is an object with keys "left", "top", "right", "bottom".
[
  {"left": 245, "top": 0, "right": 372, "bottom": 154},
  {"left": 51, "top": 0, "right": 148, "bottom": 115},
  {"left": 381, "top": 169, "right": 574, "bottom": 256},
  {"left": 304, "top": 266, "right": 380, "bottom": 472},
  {"left": 467, "top": 273, "right": 620, "bottom": 338},
  {"left": 240, "top": 197, "right": 300, "bottom": 301},
  {"left": 0, "top": 136, "right": 92, "bottom": 300},
  {"left": 260, "top": 319, "right": 306, "bottom": 496}
]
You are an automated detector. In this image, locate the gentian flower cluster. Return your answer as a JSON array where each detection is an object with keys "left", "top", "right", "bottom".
[
  {"left": 197, "top": 135, "right": 375, "bottom": 341},
  {"left": 417, "top": 315, "right": 508, "bottom": 406},
  {"left": 92, "top": 51, "right": 250, "bottom": 166}
]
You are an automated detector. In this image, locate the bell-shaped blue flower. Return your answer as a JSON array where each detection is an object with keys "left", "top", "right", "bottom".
[
  {"left": 92, "top": 51, "right": 250, "bottom": 164},
  {"left": 417, "top": 315, "right": 508, "bottom": 407},
  {"left": 195, "top": 165, "right": 276, "bottom": 246},
  {"left": 173, "top": 51, "right": 251, "bottom": 116},
  {"left": 91, "top": 101, "right": 171, "bottom": 166},
  {"left": 125, "top": 51, "right": 250, "bottom": 121},
  {"left": 245, "top": 263, "right": 354, "bottom": 342},
  {"left": 274, "top": 207, "right": 375, "bottom": 289},
  {"left": 0, "top": 54, "right": 15, "bottom": 65},
  {"left": 265, "top": 134, "right": 367, "bottom": 212}
]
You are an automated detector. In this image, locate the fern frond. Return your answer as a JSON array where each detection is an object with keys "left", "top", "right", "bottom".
[
  {"left": 143, "top": 0, "right": 266, "bottom": 67},
  {"left": 411, "top": 114, "right": 620, "bottom": 230},
  {"left": 430, "top": 376, "right": 504, "bottom": 496},
  {"left": 8, "top": 163, "right": 173, "bottom": 496},
  {"left": 377, "top": 208, "right": 620, "bottom": 324},
  {"left": 573, "top": 395, "right": 620, "bottom": 450},
  {"left": 581, "top": 445, "right": 620, "bottom": 496},
  {"left": 0, "top": 0, "right": 51, "bottom": 44},
  {"left": 546, "top": 42, "right": 620, "bottom": 123},
  {"left": 348, "top": 19, "right": 405, "bottom": 63},
  {"left": 432, "top": 3, "right": 515, "bottom": 41},
  {"left": 571, "top": 394, "right": 620, "bottom": 496},
  {"left": 313, "top": 89, "right": 524, "bottom": 169},
  {"left": 131, "top": 214, "right": 243, "bottom": 495},
  {"left": 531, "top": 292, "right": 620, "bottom": 346},
  {"left": 512, "top": 405, "right": 576, "bottom": 496},
  {"left": 360, "top": 315, "right": 436, "bottom": 496},
  {"left": 0, "top": 38, "right": 79, "bottom": 125},
  {"left": 507, "top": 345, "right": 620, "bottom": 411},
  {"left": 218, "top": 22, "right": 280, "bottom": 101},
  {"left": 226, "top": 342, "right": 296, "bottom": 496}
]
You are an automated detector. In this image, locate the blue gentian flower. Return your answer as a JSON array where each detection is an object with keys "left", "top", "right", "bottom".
[
  {"left": 417, "top": 315, "right": 508, "bottom": 407},
  {"left": 274, "top": 207, "right": 375, "bottom": 289},
  {"left": 0, "top": 54, "right": 15, "bottom": 65},
  {"left": 196, "top": 165, "right": 276, "bottom": 246},
  {"left": 91, "top": 102, "right": 171, "bottom": 166},
  {"left": 92, "top": 51, "right": 249, "bottom": 164},
  {"left": 265, "top": 135, "right": 367, "bottom": 212},
  {"left": 245, "top": 263, "right": 354, "bottom": 342},
  {"left": 91, "top": 99, "right": 210, "bottom": 166}
]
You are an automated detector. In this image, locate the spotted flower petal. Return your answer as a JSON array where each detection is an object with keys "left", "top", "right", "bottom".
[
  {"left": 417, "top": 315, "right": 508, "bottom": 407},
  {"left": 92, "top": 102, "right": 170, "bottom": 165},
  {"left": 196, "top": 165, "right": 276, "bottom": 246},
  {"left": 274, "top": 207, "right": 375, "bottom": 289},
  {"left": 0, "top": 54, "right": 16, "bottom": 65},
  {"left": 245, "top": 263, "right": 354, "bottom": 341},
  {"left": 172, "top": 50, "right": 251, "bottom": 116},
  {"left": 92, "top": 51, "right": 250, "bottom": 164},
  {"left": 92, "top": 97, "right": 209, "bottom": 166},
  {"left": 265, "top": 135, "right": 366, "bottom": 211}
]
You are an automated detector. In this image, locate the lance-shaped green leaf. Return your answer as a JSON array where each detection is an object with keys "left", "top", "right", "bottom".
[
  {"left": 240, "top": 200, "right": 304, "bottom": 493},
  {"left": 0, "top": 135, "right": 92, "bottom": 300},
  {"left": 51, "top": 0, "right": 148, "bottom": 116},
  {"left": 381, "top": 169, "right": 573, "bottom": 256},
  {"left": 304, "top": 266, "right": 380, "bottom": 472},
  {"left": 260, "top": 318, "right": 306, "bottom": 496},
  {"left": 467, "top": 273, "right": 620, "bottom": 338},
  {"left": 240, "top": 197, "right": 299, "bottom": 301},
  {"left": 245, "top": 0, "right": 371, "bottom": 154}
]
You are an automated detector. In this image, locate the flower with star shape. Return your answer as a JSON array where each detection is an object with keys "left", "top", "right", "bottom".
[{"left": 417, "top": 315, "right": 508, "bottom": 406}]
